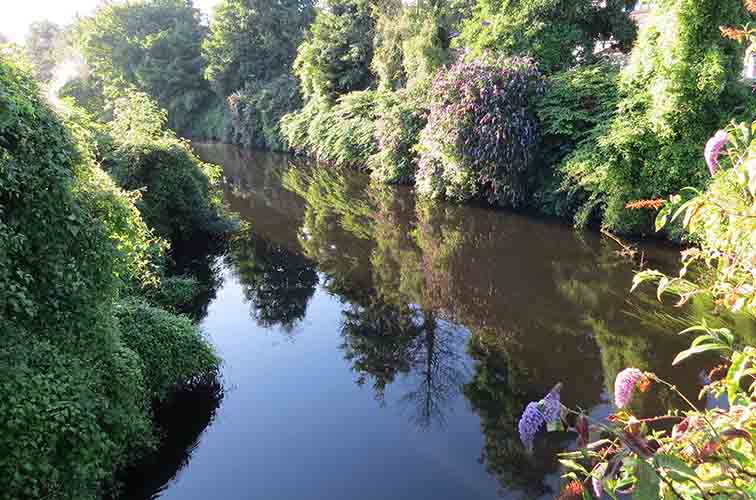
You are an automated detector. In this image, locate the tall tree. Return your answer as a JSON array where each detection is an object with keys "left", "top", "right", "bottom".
[
  {"left": 25, "top": 20, "right": 62, "bottom": 83},
  {"left": 202, "top": 0, "right": 315, "bottom": 97},
  {"left": 78, "top": 0, "right": 213, "bottom": 133},
  {"left": 293, "top": 0, "right": 378, "bottom": 101},
  {"left": 458, "top": 0, "right": 637, "bottom": 72}
]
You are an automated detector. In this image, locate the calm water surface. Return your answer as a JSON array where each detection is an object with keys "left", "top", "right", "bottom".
[{"left": 125, "top": 144, "right": 712, "bottom": 500}]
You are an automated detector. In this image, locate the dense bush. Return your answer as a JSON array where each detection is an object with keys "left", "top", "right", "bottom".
[
  {"left": 100, "top": 91, "right": 233, "bottom": 243},
  {"left": 533, "top": 61, "right": 622, "bottom": 215},
  {"left": 369, "top": 88, "right": 429, "bottom": 184},
  {"left": 116, "top": 299, "right": 219, "bottom": 401},
  {"left": 0, "top": 55, "right": 219, "bottom": 500},
  {"left": 1, "top": 55, "right": 148, "bottom": 499},
  {"left": 558, "top": 0, "right": 755, "bottom": 234},
  {"left": 282, "top": 90, "right": 381, "bottom": 167},
  {"left": 228, "top": 74, "right": 302, "bottom": 151},
  {"left": 458, "top": 0, "right": 636, "bottom": 73},
  {"left": 415, "top": 57, "right": 545, "bottom": 207}
]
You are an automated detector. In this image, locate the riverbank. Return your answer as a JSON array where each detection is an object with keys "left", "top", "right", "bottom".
[{"left": 0, "top": 57, "right": 231, "bottom": 500}]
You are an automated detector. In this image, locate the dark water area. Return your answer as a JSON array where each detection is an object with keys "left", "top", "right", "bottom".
[{"left": 124, "top": 143, "right": 716, "bottom": 500}]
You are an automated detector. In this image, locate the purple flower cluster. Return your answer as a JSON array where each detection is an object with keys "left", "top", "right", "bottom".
[
  {"left": 704, "top": 130, "right": 728, "bottom": 176},
  {"left": 416, "top": 57, "right": 546, "bottom": 206},
  {"left": 517, "top": 385, "right": 562, "bottom": 452},
  {"left": 614, "top": 368, "right": 644, "bottom": 408},
  {"left": 518, "top": 402, "right": 544, "bottom": 452}
]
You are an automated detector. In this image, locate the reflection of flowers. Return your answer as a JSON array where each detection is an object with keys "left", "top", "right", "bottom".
[
  {"left": 517, "top": 385, "right": 562, "bottom": 451},
  {"left": 614, "top": 368, "right": 644, "bottom": 408}
]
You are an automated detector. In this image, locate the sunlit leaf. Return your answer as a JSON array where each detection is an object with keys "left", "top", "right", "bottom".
[{"left": 673, "top": 344, "right": 728, "bottom": 365}]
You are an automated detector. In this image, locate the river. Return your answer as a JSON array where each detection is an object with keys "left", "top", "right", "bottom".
[{"left": 120, "top": 143, "right": 711, "bottom": 500}]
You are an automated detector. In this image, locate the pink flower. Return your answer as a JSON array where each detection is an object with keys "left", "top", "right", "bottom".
[
  {"left": 704, "top": 130, "right": 728, "bottom": 176},
  {"left": 614, "top": 368, "right": 644, "bottom": 408}
]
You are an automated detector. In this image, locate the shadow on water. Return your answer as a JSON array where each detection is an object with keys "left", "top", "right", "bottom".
[
  {"left": 110, "top": 382, "right": 224, "bottom": 500},
  {"left": 121, "top": 143, "right": 726, "bottom": 499}
]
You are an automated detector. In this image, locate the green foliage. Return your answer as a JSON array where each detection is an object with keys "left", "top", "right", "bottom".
[
  {"left": 137, "top": 275, "right": 201, "bottom": 313},
  {"left": 533, "top": 61, "right": 622, "bottom": 215},
  {"left": 458, "top": 0, "right": 636, "bottom": 73},
  {"left": 282, "top": 90, "right": 381, "bottom": 167},
  {"left": 369, "top": 88, "right": 429, "bottom": 184},
  {"left": 0, "top": 55, "right": 220, "bottom": 500},
  {"left": 202, "top": 0, "right": 315, "bottom": 97},
  {"left": 100, "top": 90, "right": 233, "bottom": 243},
  {"left": 228, "top": 74, "right": 302, "bottom": 151},
  {"left": 372, "top": 1, "right": 452, "bottom": 91},
  {"left": 416, "top": 57, "right": 546, "bottom": 207},
  {"left": 636, "top": 119, "right": 756, "bottom": 314},
  {"left": 559, "top": 0, "right": 755, "bottom": 234},
  {"left": 293, "top": 0, "right": 377, "bottom": 102},
  {"left": 0, "top": 335, "right": 153, "bottom": 500},
  {"left": 116, "top": 299, "right": 219, "bottom": 401},
  {"left": 1, "top": 55, "right": 152, "bottom": 500},
  {"left": 77, "top": 0, "right": 214, "bottom": 134}
]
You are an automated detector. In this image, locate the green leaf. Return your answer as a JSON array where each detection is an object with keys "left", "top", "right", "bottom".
[
  {"left": 673, "top": 344, "right": 728, "bottom": 365},
  {"left": 632, "top": 460, "right": 660, "bottom": 500},
  {"left": 726, "top": 351, "right": 749, "bottom": 405},
  {"left": 559, "top": 459, "right": 590, "bottom": 475},
  {"left": 654, "top": 454, "right": 699, "bottom": 483},
  {"left": 655, "top": 204, "right": 671, "bottom": 232}
]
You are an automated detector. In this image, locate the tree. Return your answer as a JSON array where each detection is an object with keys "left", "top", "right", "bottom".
[
  {"left": 458, "top": 0, "right": 637, "bottom": 73},
  {"left": 202, "top": 0, "right": 315, "bottom": 97},
  {"left": 293, "top": 0, "right": 377, "bottom": 102},
  {"left": 78, "top": 0, "right": 213, "bottom": 134},
  {"left": 559, "top": 0, "right": 756, "bottom": 234},
  {"left": 25, "top": 20, "right": 62, "bottom": 83}
]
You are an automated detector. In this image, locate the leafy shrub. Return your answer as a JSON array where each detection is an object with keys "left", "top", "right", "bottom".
[
  {"left": 415, "top": 57, "right": 546, "bottom": 207},
  {"left": 138, "top": 275, "right": 201, "bottom": 313},
  {"left": 558, "top": 0, "right": 755, "bottom": 234},
  {"left": 0, "top": 337, "right": 153, "bottom": 500},
  {"left": 369, "top": 88, "right": 429, "bottom": 184},
  {"left": 228, "top": 74, "right": 302, "bottom": 151},
  {"left": 101, "top": 90, "right": 233, "bottom": 243},
  {"left": 457, "top": 0, "right": 636, "bottom": 73},
  {"left": 282, "top": 90, "right": 381, "bottom": 167},
  {"left": 116, "top": 299, "right": 219, "bottom": 401},
  {"left": 0, "top": 55, "right": 156, "bottom": 500},
  {"left": 0, "top": 55, "right": 221, "bottom": 500},
  {"left": 533, "top": 61, "right": 622, "bottom": 215}
]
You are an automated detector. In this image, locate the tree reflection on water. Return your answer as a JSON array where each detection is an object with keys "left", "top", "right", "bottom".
[{"left": 193, "top": 145, "right": 715, "bottom": 497}]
